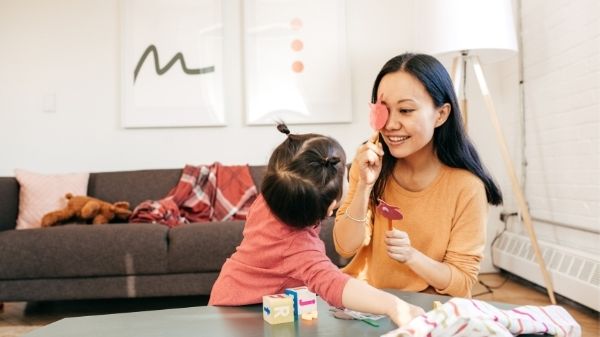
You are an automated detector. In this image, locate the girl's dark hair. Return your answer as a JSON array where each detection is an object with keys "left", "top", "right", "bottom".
[
  {"left": 262, "top": 123, "right": 347, "bottom": 229},
  {"left": 370, "top": 53, "right": 503, "bottom": 208}
]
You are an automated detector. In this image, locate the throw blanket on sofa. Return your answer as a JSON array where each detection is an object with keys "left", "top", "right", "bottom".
[
  {"left": 381, "top": 298, "right": 580, "bottom": 337},
  {"left": 130, "top": 163, "right": 257, "bottom": 227}
]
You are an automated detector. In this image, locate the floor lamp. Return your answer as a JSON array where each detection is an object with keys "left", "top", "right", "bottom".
[{"left": 414, "top": 0, "right": 556, "bottom": 304}]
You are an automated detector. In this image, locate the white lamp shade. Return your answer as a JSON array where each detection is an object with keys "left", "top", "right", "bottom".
[{"left": 414, "top": 0, "right": 518, "bottom": 63}]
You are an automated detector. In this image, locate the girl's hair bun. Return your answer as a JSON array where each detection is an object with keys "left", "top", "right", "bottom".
[
  {"left": 276, "top": 123, "right": 290, "bottom": 135},
  {"left": 322, "top": 157, "right": 341, "bottom": 167}
]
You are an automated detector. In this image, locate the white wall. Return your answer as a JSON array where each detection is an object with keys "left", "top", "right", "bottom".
[
  {"left": 0, "top": 0, "right": 418, "bottom": 175},
  {"left": 0, "top": 0, "right": 531, "bottom": 272},
  {"left": 512, "top": 0, "right": 600, "bottom": 254}
]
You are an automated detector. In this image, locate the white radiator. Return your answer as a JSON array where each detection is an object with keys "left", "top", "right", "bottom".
[{"left": 492, "top": 231, "right": 600, "bottom": 311}]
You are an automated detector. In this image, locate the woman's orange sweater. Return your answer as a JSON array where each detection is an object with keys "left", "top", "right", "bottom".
[{"left": 334, "top": 162, "right": 488, "bottom": 298}]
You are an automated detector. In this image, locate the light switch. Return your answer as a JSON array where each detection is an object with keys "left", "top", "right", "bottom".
[{"left": 43, "top": 93, "right": 56, "bottom": 113}]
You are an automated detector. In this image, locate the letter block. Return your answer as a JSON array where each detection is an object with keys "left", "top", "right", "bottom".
[
  {"left": 284, "top": 286, "right": 318, "bottom": 320},
  {"left": 262, "top": 294, "right": 294, "bottom": 325}
]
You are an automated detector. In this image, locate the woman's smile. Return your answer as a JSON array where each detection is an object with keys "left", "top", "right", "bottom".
[{"left": 385, "top": 134, "right": 411, "bottom": 145}]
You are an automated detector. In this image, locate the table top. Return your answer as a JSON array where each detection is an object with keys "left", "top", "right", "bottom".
[{"left": 23, "top": 291, "right": 518, "bottom": 337}]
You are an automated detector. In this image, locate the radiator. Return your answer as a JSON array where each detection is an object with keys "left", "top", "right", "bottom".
[{"left": 492, "top": 231, "right": 600, "bottom": 311}]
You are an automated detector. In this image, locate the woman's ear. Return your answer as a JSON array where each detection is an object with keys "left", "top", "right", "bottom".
[{"left": 435, "top": 103, "right": 451, "bottom": 128}]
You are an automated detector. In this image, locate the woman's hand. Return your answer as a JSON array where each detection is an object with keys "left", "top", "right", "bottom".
[
  {"left": 355, "top": 132, "right": 384, "bottom": 187},
  {"left": 384, "top": 229, "right": 416, "bottom": 263},
  {"left": 387, "top": 297, "right": 425, "bottom": 327},
  {"left": 385, "top": 230, "right": 453, "bottom": 292}
]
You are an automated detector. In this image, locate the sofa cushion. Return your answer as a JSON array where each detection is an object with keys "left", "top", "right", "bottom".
[
  {"left": 88, "top": 166, "right": 267, "bottom": 211},
  {"left": 318, "top": 217, "right": 349, "bottom": 267},
  {"left": 248, "top": 166, "right": 267, "bottom": 191},
  {"left": 0, "top": 223, "right": 169, "bottom": 280},
  {"left": 167, "top": 218, "right": 347, "bottom": 274},
  {"left": 88, "top": 169, "right": 182, "bottom": 208},
  {"left": 14, "top": 169, "right": 89, "bottom": 229},
  {"left": 167, "top": 221, "right": 245, "bottom": 273}
]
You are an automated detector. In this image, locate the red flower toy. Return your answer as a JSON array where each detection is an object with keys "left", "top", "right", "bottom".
[
  {"left": 369, "top": 94, "right": 389, "bottom": 144},
  {"left": 376, "top": 198, "right": 403, "bottom": 231}
]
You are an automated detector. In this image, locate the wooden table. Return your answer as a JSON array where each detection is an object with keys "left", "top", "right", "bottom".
[{"left": 23, "top": 290, "right": 540, "bottom": 337}]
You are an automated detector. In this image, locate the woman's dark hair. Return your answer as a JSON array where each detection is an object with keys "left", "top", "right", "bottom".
[
  {"left": 262, "top": 123, "right": 347, "bottom": 229},
  {"left": 370, "top": 53, "right": 503, "bottom": 208}
]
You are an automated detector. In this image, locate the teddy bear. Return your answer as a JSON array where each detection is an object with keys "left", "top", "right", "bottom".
[{"left": 41, "top": 193, "right": 133, "bottom": 227}]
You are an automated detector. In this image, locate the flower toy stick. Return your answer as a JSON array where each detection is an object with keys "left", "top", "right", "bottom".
[
  {"left": 369, "top": 94, "right": 389, "bottom": 145},
  {"left": 376, "top": 198, "right": 403, "bottom": 231}
]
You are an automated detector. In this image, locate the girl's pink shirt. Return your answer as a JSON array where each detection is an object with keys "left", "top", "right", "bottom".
[{"left": 209, "top": 195, "right": 350, "bottom": 307}]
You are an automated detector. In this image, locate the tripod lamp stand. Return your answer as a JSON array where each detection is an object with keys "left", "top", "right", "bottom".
[{"left": 415, "top": 0, "right": 556, "bottom": 304}]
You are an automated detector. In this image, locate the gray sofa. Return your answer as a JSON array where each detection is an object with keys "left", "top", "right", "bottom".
[{"left": 0, "top": 166, "right": 346, "bottom": 302}]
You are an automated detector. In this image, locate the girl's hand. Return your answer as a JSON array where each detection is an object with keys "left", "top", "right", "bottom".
[
  {"left": 355, "top": 132, "right": 384, "bottom": 187},
  {"left": 388, "top": 297, "right": 425, "bottom": 327},
  {"left": 384, "top": 229, "right": 416, "bottom": 263}
]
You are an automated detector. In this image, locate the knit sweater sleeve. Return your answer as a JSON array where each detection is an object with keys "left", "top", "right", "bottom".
[
  {"left": 435, "top": 178, "right": 487, "bottom": 298},
  {"left": 284, "top": 232, "right": 350, "bottom": 308}
]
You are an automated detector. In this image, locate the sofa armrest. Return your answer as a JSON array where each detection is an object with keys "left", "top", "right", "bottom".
[{"left": 0, "top": 177, "right": 19, "bottom": 231}]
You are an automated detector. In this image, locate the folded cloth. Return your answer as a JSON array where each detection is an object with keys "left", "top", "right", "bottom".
[
  {"left": 178, "top": 163, "right": 258, "bottom": 223},
  {"left": 382, "top": 298, "right": 581, "bottom": 337},
  {"left": 130, "top": 198, "right": 182, "bottom": 227},
  {"left": 131, "top": 163, "right": 257, "bottom": 227}
]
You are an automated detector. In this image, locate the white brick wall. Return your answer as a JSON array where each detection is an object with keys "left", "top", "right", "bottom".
[{"left": 517, "top": 0, "right": 599, "bottom": 249}]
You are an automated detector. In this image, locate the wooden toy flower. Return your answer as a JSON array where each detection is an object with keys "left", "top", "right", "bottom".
[
  {"left": 376, "top": 198, "right": 403, "bottom": 230},
  {"left": 369, "top": 94, "right": 389, "bottom": 131}
]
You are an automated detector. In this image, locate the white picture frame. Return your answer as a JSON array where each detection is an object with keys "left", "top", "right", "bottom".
[
  {"left": 243, "top": 0, "right": 352, "bottom": 125},
  {"left": 121, "top": 0, "right": 225, "bottom": 128}
]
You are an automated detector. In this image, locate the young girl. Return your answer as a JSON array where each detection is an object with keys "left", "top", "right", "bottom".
[
  {"left": 334, "top": 53, "right": 503, "bottom": 298},
  {"left": 209, "top": 123, "right": 424, "bottom": 327}
]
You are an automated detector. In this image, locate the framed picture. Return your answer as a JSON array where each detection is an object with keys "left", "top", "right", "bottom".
[
  {"left": 121, "top": 0, "right": 225, "bottom": 128},
  {"left": 243, "top": 0, "right": 352, "bottom": 125}
]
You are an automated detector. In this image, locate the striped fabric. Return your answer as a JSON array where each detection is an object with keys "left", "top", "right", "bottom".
[
  {"left": 382, "top": 298, "right": 581, "bottom": 337},
  {"left": 130, "top": 163, "right": 257, "bottom": 227}
]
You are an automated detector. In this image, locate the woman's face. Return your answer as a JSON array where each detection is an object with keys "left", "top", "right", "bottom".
[{"left": 377, "top": 71, "right": 448, "bottom": 159}]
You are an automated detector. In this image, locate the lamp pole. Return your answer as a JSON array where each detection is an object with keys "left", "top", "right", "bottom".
[
  {"left": 471, "top": 56, "right": 557, "bottom": 305},
  {"left": 450, "top": 51, "right": 470, "bottom": 131},
  {"left": 451, "top": 53, "right": 556, "bottom": 305}
]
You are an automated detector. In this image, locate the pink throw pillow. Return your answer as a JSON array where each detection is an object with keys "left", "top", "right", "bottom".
[{"left": 15, "top": 169, "right": 90, "bottom": 229}]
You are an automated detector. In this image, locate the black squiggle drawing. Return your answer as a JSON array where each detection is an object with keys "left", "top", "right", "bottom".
[{"left": 133, "top": 44, "right": 215, "bottom": 83}]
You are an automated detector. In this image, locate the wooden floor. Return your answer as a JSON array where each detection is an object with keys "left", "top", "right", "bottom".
[{"left": 1, "top": 272, "right": 598, "bottom": 336}]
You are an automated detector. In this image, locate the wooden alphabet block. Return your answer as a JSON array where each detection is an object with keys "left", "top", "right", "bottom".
[
  {"left": 285, "top": 286, "right": 317, "bottom": 319},
  {"left": 301, "top": 311, "right": 318, "bottom": 320},
  {"left": 262, "top": 294, "right": 294, "bottom": 325}
]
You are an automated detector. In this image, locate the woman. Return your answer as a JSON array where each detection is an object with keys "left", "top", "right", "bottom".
[{"left": 334, "top": 53, "right": 503, "bottom": 298}]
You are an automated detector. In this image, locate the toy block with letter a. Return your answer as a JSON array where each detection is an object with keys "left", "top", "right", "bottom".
[
  {"left": 262, "top": 294, "right": 294, "bottom": 325},
  {"left": 284, "top": 286, "right": 318, "bottom": 320}
]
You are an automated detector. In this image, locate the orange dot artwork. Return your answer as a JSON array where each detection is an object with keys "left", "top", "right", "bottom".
[
  {"left": 292, "top": 61, "right": 304, "bottom": 73},
  {"left": 290, "top": 17, "right": 303, "bottom": 31},
  {"left": 291, "top": 39, "right": 304, "bottom": 52}
]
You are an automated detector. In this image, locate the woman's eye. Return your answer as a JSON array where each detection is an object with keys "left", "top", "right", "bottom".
[{"left": 399, "top": 109, "right": 414, "bottom": 113}]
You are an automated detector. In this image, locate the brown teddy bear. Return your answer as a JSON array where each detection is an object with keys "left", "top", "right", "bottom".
[{"left": 41, "top": 193, "right": 132, "bottom": 227}]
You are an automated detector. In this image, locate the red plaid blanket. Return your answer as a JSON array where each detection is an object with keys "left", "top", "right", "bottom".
[{"left": 130, "top": 163, "right": 257, "bottom": 227}]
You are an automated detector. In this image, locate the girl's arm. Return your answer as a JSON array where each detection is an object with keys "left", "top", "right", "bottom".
[
  {"left": 286, "top": 232, "right": 424, "bottom": 327},
  {"left": 342, "top": 278, "right": 425, "bottom": 327}
]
